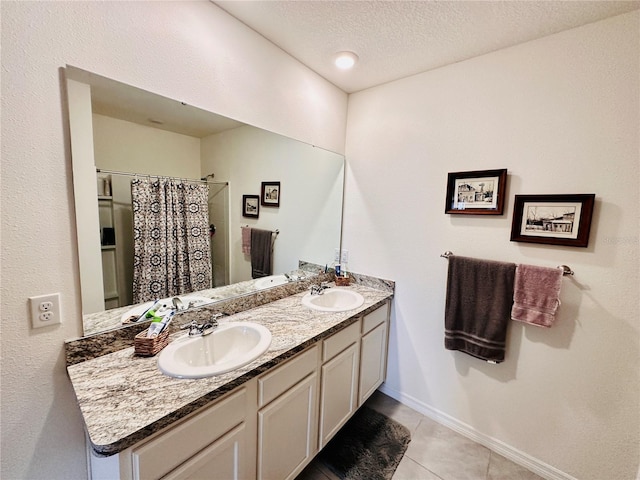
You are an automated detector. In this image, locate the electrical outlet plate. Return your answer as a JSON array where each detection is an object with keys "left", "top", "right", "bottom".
[
  {"left": 29, "top": 293, "right": 62, "bottom": 329},
  {"left": 334, "top": 248, "right": 349, "bottom": 264}
]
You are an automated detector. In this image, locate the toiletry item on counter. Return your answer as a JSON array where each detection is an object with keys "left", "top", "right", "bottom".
[
  {"left": 147, "top": 311, "right": 174, "bottom": 338},
  {"left": 146, "top": 303, "right": 170, "bottom": 321},
  {"left": 135, "top": 300, "right": 159, "bottom": 323}
]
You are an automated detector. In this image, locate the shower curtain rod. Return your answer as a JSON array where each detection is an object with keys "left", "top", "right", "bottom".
[{"left": 96, "top": 168, "right": 228, "bottom": 186}]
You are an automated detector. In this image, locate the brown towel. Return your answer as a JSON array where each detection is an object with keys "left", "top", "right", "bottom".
[
  {"left": 250, "top": 228, "right": 273, "bottom": 279},
  {"left": 241, "top": 226, "right": 251, "bottom": 255},
  {"left": 445, "top": 255, "right": 516, "bottom": 363},
  {"left": 511, "top": 264, "right": 563, "bottom": 327}
]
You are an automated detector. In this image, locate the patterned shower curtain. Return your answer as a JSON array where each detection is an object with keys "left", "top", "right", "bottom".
[{"left": 131, "top": 178, "right": 212, "bottom": 303}]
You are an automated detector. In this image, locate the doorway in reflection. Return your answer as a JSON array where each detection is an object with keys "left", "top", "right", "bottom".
[{"left": 208, "top": 182, "right": 230, "bottom": 288}]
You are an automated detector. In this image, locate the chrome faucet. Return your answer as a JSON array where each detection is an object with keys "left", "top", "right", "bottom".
[
  {"left": 181, "top": 314, "right": 225, "bottom": 336},
  {"left": 310, "top": 282, "right": 329, "bottom": 295}
]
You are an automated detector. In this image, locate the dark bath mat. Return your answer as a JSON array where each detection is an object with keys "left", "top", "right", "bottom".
[{"left": 318, "top": 406, "right": 411, "bottom": 480}]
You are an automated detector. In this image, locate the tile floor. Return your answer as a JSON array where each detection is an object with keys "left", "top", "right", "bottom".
[{"left": 296, "top": 391, "right": 544, "bottom": 480}]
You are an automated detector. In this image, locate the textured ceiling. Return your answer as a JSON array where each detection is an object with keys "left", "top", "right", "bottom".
[{"left": 214, "top": 0, "right": 639, "bottom": 93}]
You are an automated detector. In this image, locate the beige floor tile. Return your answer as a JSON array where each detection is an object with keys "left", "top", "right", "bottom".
[
  {"left": 364, "top": 390, "right": 425, "bottom": 434},
  {"left": 299, "top": 390, "right": 546, "bottom": 480},
  {"left": 393, "top": 456, "right": 444, "bottom": 479},
  {"left": 487, "top": 452, "right": 544, "bottom": 480},
  {"left": 404, "top": 419, "right": 491, "bottom": 480},
  {"left": 295, "top": 461, "right": 334, "bottom": 480}
]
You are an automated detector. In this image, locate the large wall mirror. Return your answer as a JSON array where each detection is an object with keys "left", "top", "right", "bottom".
[{"left": 65, "top": 66, "right": 344, "bottom": 337}]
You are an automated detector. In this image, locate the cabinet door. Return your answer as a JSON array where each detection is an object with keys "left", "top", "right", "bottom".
[
  {"left": 162, "top": 423, "right": 247, "bottom": 480},
  {"left": 131, "top": 388, "right": 248, "bottom": 480},
  {"left": 258, "top": 373, "right": 318, "bottom": 480},
  {"left": 359, "top": 321, "right": 388, "bottom": 406},
  {"left": 319, "top": 343, "right": 359, "bottom": 448}
]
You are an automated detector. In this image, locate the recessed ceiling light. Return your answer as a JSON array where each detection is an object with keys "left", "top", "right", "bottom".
[{"left": 334, "top": 51, "right": 358, "bottom": 70}]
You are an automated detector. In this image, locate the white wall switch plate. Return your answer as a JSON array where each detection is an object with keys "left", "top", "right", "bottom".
[
  {"left": 340, "top": 249, "right": 349, "bottom": 264},
  {"left": 29, "top": 293, "right": 62, "bottom": 329}
]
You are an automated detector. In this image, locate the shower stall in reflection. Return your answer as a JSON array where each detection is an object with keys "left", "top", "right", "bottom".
[{"left": 97, "top": 169, "right": 230, "bottom": 309}]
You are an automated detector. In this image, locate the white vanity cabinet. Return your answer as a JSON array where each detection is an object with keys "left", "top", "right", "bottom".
[
  {"left": 318, "top": 321, "right": 361, "bottom": 448},
  {"left": 257, "top": 345, "right": 320, "bottom": 480},
  {"left": 87, "top": 299, "right": 391, "bottom": 480},
  {"left": 358, "top": 301, "right": 390, "bottom": 406},
  {"left": 120, "top": 385, "right": 256, "bottom": 480}
]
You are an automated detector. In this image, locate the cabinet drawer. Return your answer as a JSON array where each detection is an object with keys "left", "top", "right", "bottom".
[
  {"left": 322, "top": 321, "right": 360, "bottom": 363},
  {"left": 259, "top": 345, "right": 319, "bottom": 407},
  {"left": 362, "top": 301, "right": 389, "bottom": 335},
  {"left": 132, "top": 387, "right": 247, "bottom": 480}
]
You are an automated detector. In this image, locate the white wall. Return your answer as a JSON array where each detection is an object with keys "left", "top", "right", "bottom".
[
  {"left": 201, "top": 125, "right": 344, "bottom": 283},
  {"left": 0, "top": 2, "right": 347, "bottom": 479},
  {"left": 93, "top": 114, "right": 202, "bottom": 178},
  {"left": 343, "top": 12, "right": 639, "bottom": 480}
]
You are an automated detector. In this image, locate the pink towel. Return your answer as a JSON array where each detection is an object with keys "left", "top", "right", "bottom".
[
  {"left": 241, "top": 227, "right": 251, "bottom": 255},
  {"left": 511, "top": 264, "right": 563, "bottom": 327}
]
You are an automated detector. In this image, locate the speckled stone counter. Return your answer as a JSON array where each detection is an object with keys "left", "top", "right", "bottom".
[
  {"left": 66, "top": 281, "right": 393, "bottom": 456},
  {"left": 81, "top": 266, "right": 320, "bottom": 336}
]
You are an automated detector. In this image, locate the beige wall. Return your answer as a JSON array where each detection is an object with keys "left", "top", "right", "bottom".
[
  {"left": 0, "top": 2, "right": 347, "bottom": 479},
  {"left": 93, "top": 114, "right": 202, "bottom": 178},
  {"left": 343, "top": 11, "right": 639, "bottom": 480},
  {"left": 201, "top": 125, "right": 344, "bottom": 283}
]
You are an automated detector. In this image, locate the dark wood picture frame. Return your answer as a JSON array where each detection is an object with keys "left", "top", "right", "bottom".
[
  {"left": 242, "top": 194, "right": 259, "bottom": 218},
  {"left": 261, "top": 181, "right": 281, "bottom": 207},
  {"left": 510, "top": 194, "right": 595, "bottom": 247},
  {"left": 445, "top": 168, "right": 507, "bottom": 215}
]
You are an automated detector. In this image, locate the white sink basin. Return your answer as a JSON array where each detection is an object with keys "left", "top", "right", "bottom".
[
  {"left": 158, "top": 322, "right": 272, "bottom": 379},
  {"left": 301, "top": 288, "right": 365, "bottom": 312},
  {"left": 254, "top": 274, "right": 289, "bottom": 290}
]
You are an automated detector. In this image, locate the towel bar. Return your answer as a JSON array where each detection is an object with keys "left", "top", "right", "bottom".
[
  {"left": 242, "top": 225, "right": 279, "bottom": 236},
  {"left": 440, "top": 251, "right": 574, "bottom": 276}
]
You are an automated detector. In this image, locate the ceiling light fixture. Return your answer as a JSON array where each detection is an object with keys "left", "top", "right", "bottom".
[{"left": 334, "top": 51, "right": 358, "bottom": 70}]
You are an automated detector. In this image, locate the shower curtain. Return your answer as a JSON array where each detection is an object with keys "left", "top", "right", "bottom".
[{"left": 131, "top": 178, "right": 212, "bottom": 303}]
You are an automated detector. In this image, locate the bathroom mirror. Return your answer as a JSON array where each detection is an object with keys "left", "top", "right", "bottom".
[{"left": 65, "top": 66, "right": 344, "bottom": 336}]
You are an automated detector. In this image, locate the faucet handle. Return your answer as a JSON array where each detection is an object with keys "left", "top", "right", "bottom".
[
  {"left": 180, "top": 320, "right": 206, "bottom": 336},
  {"left": 180, "top": 320, "right": 198, "bottom": 330}
]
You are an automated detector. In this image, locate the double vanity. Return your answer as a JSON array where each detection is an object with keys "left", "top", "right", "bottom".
[{"left": 66, "top": 274, "right": 394, "bottom": 480}]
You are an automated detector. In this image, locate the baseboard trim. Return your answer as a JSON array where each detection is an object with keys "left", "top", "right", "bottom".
[{"left": 378, "top": 385, "right": 577, "bottom": 480}]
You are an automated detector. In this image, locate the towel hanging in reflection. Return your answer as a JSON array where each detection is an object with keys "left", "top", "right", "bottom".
[
  {"left": 250, "top": 228, "right": 273, "bottom": 279},
  {"left": 241, "top": 226, "right": 251, "bottom": 255}
]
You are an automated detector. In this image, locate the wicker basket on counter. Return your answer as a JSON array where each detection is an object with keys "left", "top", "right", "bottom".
[
  {"left": 335, "top": 275, "right": 351, "bottom": 286},
  {"left": 134, "top": 328, "right": 170, "bottom": 356}
]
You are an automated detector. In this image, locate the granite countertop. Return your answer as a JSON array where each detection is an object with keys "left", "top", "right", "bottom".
[
  {"left": 67, "top": 283, "right": 392, "bottom": 456},
  {"left": 82, "top": 268, "right": 316, "bottom": 335}
]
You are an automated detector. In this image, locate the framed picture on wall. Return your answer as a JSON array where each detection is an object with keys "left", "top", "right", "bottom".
[
  {"left": 510, "top": 194, "right": 595, "bottom": 247},
  {"left": 445, "top": 169, "right": 507, "bottom": 215},
  {"left": 242, "top": 195, "right": 260, "bottom": 218},
  {"left": 261, "top": 181, "right": 281, "bottom": 207}
]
